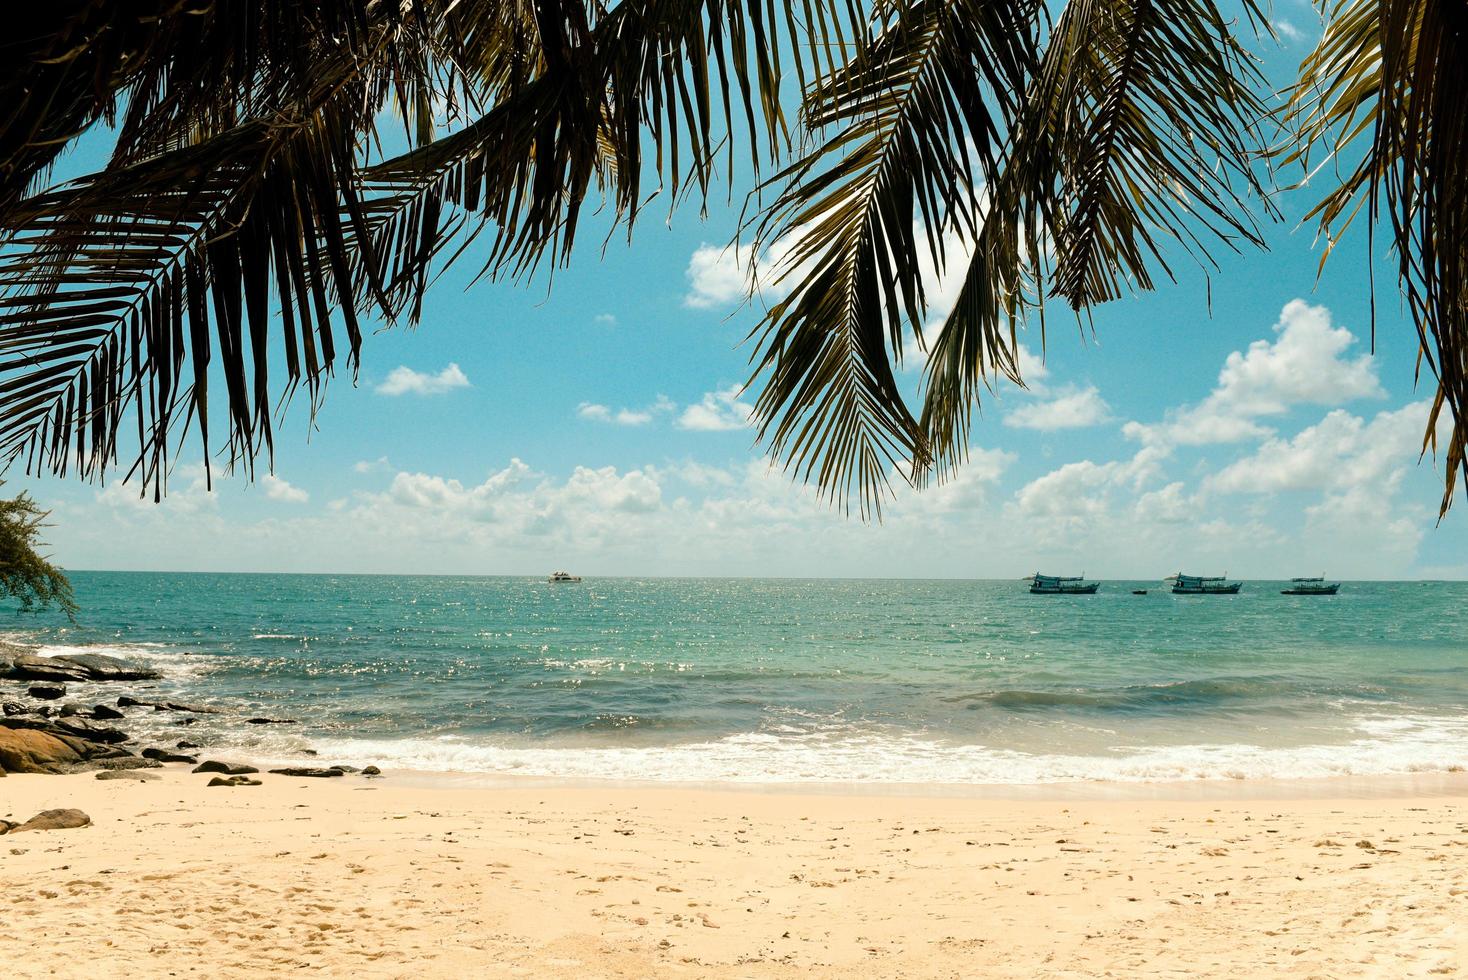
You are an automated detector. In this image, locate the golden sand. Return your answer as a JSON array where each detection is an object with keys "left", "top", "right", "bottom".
[{"left": 2, "top": 770, "right": 1466, "bottom": 977}]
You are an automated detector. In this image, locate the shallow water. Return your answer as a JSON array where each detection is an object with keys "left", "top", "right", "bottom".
[{"left": 9, "top": 573, "right": 1467, "bottom": 784}]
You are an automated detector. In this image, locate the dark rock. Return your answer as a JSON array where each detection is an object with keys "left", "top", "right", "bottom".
[
  {"left": 329, "top": 764, "right": 360, "bottom": 773},
  {"left": 119, "top": 696, "right": 219, "bottom": 714},
  {"left": 300, "top": 749, "right": 318, "bottom": 756},
  {"left": 176, "top": 740, "right": 200, "bottom": 749},
  {"left": 3, "top": 654, "right": 89, "bottom": 682},
  {"left": 245, "top": 717, "right": 297, "bottom": 725},
  {"left": 268, "top": 767, "right": 343, "bottom": 778},
  {"left": 92, "top": 704, "right": 125, "bottom": 721},
  {"left": 192, "top": 760, "right": 259, "bottom": 776},
  {"left": 207, "top": 775, "right": 262, "bottom": 787},
  {"left": 9, "top": 808, "right": 90, "bottom": 833},
  {"left": 51, "top": 718, "right": 129, "bottom": 744},
  {"left": 28, "top": 684, "right": 66, "bottom": 701},
  {"left": 58, "top": 702, "right": 89, "bottom": 717},
  {"left": 173, "top": 718, "right": 198, "bottom": 726},
  {"left": 49, "top": 653, "right": 161, "bottom": 681},
  {"left": 2, "top": 701, "right": 27, "bottom": 716},
  {"left": 361, "top": 765, "right": 381, "bottom": 776},
  {"left": 141, "top": 747, "right": 197, "bottom": 764},
  {"left": 96, "top": 770, "right": 160, "bottom": 782}
]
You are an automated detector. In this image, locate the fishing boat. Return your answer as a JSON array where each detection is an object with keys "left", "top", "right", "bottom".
[
  {"left": 1131, "top": 589, "right": 1148, "bottom": 595},
  {"left": 1027, "top": 573, "right": 1099, "bottom": 595},
  {"left": 547, "top": 570, "right": 582, "bottom": 583},
  {"left": 1166, "top": 573, "right": 1241, "bottom": 595},
  {"left": 1281, "top": 576, "right": 1340, "bottom": 596}
]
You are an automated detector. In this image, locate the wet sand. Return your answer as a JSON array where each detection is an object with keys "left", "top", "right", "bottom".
[{"left": 3, "top": 770, "right": 1466, "bottom": 977}]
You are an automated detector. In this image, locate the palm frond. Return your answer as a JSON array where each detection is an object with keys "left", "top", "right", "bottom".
[
  {"left": 1281, "top": 0, "right": 1468, "bottom": 515},
  {"left": 745, "top": 0, "right": 1038, "bottom": 517},
  {"left": 920, "top": 0, "right": 1275, "bottom": 482}
]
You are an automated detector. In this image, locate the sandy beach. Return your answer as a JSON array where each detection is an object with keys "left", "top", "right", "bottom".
[{"left": 3, "top": 770, "right": 1465, "bottom": 978}]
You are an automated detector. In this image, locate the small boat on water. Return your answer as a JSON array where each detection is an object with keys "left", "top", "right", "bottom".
[
  {"left": 547, "top": 570, "right": 582, "bottom": 583},
  {"left": 1132, "top": 589, "right": 1148, "bottom": 595},
  {"left": 1167, "top": 573, "right": 1241, "bottom": 595},
  {"left": 1027, "top": 573, "right": 1099, "bottom": 595},
  {"left": 1281, "top": 576, "right": 1340, "bottom": 596}
]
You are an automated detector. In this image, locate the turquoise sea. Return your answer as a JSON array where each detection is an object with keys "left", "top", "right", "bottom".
[{"left": 8, "top": 572, "right": 1467, "bottom": 784}]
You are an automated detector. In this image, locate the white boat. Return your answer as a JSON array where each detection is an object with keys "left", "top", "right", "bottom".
[{"left": 547, "top": 571, "right": 582, "bottom": 583}]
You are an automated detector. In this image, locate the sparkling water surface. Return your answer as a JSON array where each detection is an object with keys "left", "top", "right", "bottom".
[{"left": 8, "top": 573, "right": 1466, "bottom": 783}]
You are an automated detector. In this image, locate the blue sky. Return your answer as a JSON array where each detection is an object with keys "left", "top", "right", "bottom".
[{"left": 14, "top": 6, "right": 1468, "bottom": 578}]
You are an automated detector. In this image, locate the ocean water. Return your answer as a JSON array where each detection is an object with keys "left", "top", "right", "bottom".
[{"left": 6, "top": 572, "right": 1467, "bottom": 785}]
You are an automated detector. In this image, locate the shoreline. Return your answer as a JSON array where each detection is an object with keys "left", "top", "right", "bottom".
[
  {"left": 338, "top": 766, "right": 1468, "bottom": 802},
  {"left": 4, "top": 768, "right": 1465, "bottom": 977}
]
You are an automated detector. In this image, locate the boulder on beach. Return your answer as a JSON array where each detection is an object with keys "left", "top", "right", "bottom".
[
  {"left": 329, "top": 764, "right": 360, "bottom": 773},
  {"left": 0, "top": 726, "right": 86, "bottom": 773},
  {"left": 0, "top": 718, "right": 139, "bottom": 774},
  {"left": 176, "top": 740, "right": 200, "bottom": 749},
  {"left": 6, "top": 809, "right": 91, "bottom": 833},
  {"left": 268, "top": 767, "right": 344, "bottom": 778},
  {"left": 96, "top": 769, "right": 160, "bottom": 782},
  {"left": 28, "top": 684, "right": 66, "bottom": 701},
  {"left": 141, "top": 747, "right": 197, "bottom": 764},
  {"left": 92, "top": 704, "right": 125, "bottom": 720},
  {"left": 362, "top": 765, "right": 382, "bottom": 776},
  {"left": 207, "top": 775, "right": 262, "bottom": 787},
  {"left": 192, "top": 760, "right": 259, "bottom": 775}
]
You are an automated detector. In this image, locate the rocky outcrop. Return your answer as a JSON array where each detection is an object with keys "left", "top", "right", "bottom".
[
  {"left": 269, "top": 767, "right": 343, "bottom": 778},
  {"left": 48, "top": 653, "right": 160, "bottom": 681},
  {"left": 92, "top": 704, "right": 125, "bottom": 720},
  {"left": 141, "top": 747, "right": 197, "bottom": 764},
  {"left": 28, "top": 684, "right": 65, "bottom": 700},
  {"left": 1, "top": 646, "right": 160, "bottom": 683},
  {"left": 207, "top": 775, "right": 262, "bottom": 787},
  {"left": 4, "top": 809, "right": 91, "bottom": 833},
  {"left": 96, "top": 769, "right": 161, "bottom": 781},
  {"left": 0, "top": 718, "right": 137, "bottom": 774}
]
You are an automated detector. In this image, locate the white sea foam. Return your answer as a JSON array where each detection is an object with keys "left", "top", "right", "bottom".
[{"left": 300, "top": 713, "right": 1468, "bottom": 785}]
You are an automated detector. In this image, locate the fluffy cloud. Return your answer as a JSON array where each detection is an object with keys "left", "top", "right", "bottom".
[
  {"left": 375, "top": 363, "right": 471, "bottom": 397},
  {"left": 1207, "top": 401, "right": 1429, "bottom": 496},
  {"left": 1126, "top": 300, "right": 1383, "bottom": 446},
  {"left": 1004, "top": 385, "right": 1111, "bottom": 430},
  {"left": 684, "top": 243, "right": 757, "bottom": 309},
  {"left": 677, "top": 386, "right": 754, "bottom": 432},
  {"left": 578, "top": 395, "right": 675, "bottom": 426},
  {"left": 262, "top": 474, "right": 309, "bottom": 504},
  {"left": 353, "top": 456, "right": 391, "bottom": 474}
]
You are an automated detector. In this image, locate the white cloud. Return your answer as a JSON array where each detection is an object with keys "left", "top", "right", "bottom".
[
  {"left": 262, "top": 474, "right": 309, "bottom": 504},
  {"left": 577, "top": 402, "right": 612, "bottom": 422},
  {"left": 684, "top": 242, "right": 756, "bottom": 309},
  {"left": 1207, "top": 401, "right": 1432, "bottom": 496},
  {"left": 1275, "top": 19, "right": 1305, "bottom": 42},
  {"left": 579, "top": 395, "right": 676, "bottom": 426},
  {"left": 1004, "top": 384, "right": 1111, "bottom": 430},
  {"left": 353, "top": 456, "right": 391, "bottom": 474},
  {"left": 677, "top": 385, "right": 754, "bottom": 432},
  {"left": 1127, "top": 300, "right": 1384, "bottom": 447},
  {"left": 594, "top": 313, "right": 617, "bottom": 326},
  {"left": 375, "top": 363, "right": 471, "bottom": 397}
]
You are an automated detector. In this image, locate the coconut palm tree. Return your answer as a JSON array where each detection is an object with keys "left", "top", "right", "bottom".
[{"left": 0, "top": 0, "right": 1461, "bottom": 518}]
